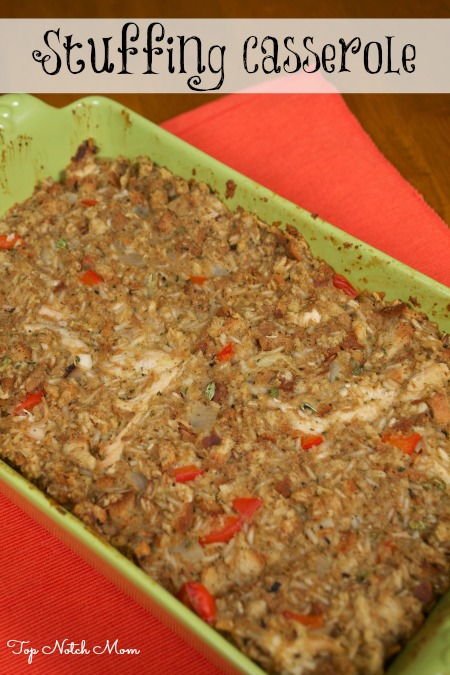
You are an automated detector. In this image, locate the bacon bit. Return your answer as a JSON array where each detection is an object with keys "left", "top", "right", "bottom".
[
  {"left": 14, "top": 390, "right": 45, "bottom": 416},
  {"left": 379, "top": 302, "right": 407, "bottom": 317},
  {"left": 274, "top": 477, "right": 291, "bottom": 498},
  {"left": 171, "top": 465, "right": 205, "bottom": 483},
  {"left": 381, "top": 431, "right": 421, "bottom": 455},
  {"left": 211, "top": 381, "right": 228, "bottom": 404},
  {"left": 80, "top": 269, "right": 104, "bottom": 286},
  {"left": 279, "top": 378, "right": 295, "bottom": 392},
  {"left": 216, "top": 305, "right": 232, "bottom": 318},
  {"left": 216, "top": 342, "right": 234, "bottom": 362},
  {"left": 0, "top": 234, "right": 25, "bottom": 250},
  {"left": 283, "top": 610, "right": 324, "bottom": 629},
  {"left": 198, "top": 516, "right": 243, "bottom": 546},
  {"left": 201, "top": 432, "right": 222, "bottom": 448},
  {"left": 80, "top": 199, "right": 98, "bottom": 207},
  {"left": 413, "top": 580, "right": 433, "bottom": 605},
  {"left": 232, "top": 497, "right": 263, "bottom": 519},
  {"left": 301, "top": 434, "right": 324, "bottom": 450},
  {"left": 189, "top": 275, "right": 208, "bottom": 286},
  {"left": 332, "top": 273, "right": 358, "bottom": 298},
  {"left": 177, "top": 581, "right": 216, "bottom": 625}
]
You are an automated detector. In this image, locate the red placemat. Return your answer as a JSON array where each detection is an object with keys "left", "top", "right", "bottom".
[{"left": 1, "top": 93, "right": 449, "bottom": 675}]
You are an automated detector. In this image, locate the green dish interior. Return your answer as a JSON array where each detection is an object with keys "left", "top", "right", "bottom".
[{"left": 0, "top": 93, "right": 449, "bottom": 675}]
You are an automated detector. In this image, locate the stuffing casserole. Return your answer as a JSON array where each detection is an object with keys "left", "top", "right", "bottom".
[{"left": 1, "top": 140, "right": 449, "bottom": 675}]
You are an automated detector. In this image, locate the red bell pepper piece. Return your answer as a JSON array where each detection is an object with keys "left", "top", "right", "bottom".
[
  {"left": 189, "top": 275, "right": 208, "bottom": 286},
  {"left": 216, "top": 342, "right": 234, "bottom": 362},
  {"left": 14, "top": 390, "right": 45, "bottom": 416},
  {"left": 80, "top": 199, "right": 98, "bottom": 206},
  {"left": 0, "top": 234, "right": 25, "bottom": 250},
  {"left": 198, "top": 516, "right": 243, "bottom": 546},
  {"left": 332, "top": 274, "right": 358, "bottom": 298},
  {"left": 80, "top": 269, "right": 104, "bottom": 286},
  {"left": 232, "top": 497, "right": 263, "bottom": 519},
  {"left": 176, "top": 582, "right": 216, "bottom": 625},
  {"left": 381, "top": 431, "right": 421, "bottom": 455},
  {"left": 283, "top": 610, "right": 324, "bottom": 629},
  {"left": 301, "top": 434, "right": 323, "bottom": 450},
  {"left": 172, "top": 465, "right": 205, "bottom": 483}
]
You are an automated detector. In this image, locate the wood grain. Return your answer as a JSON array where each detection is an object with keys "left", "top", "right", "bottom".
[{"left": 3, "top": 1, "right": 449, "bottom": 225}]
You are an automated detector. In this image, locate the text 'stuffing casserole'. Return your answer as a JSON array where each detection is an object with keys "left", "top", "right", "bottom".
[{"left": 1, "top": 140, "right": 449, "bottom": 675}]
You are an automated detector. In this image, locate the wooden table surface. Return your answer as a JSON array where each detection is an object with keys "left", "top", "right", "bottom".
[{"left": 4, "top": 1, "right": 450, "bottom": 227}]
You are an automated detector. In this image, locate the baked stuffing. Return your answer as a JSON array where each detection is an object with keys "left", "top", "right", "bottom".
[{"left": 0, "top": 140, "right": 449, "bottom": 674}]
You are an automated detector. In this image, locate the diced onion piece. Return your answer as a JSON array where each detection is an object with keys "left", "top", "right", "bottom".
[
  {"left": 77, "top": 353, "right": 93, "bottom": 370},
  {"left": 190, "top": 403, "right": 218, "bottom": 432},
  {"left": 118, "top": 251, "right": 146, "bottom": 267},
  {"left": 129, "top": 471, "right": 149, "bottom": 491},
  {"left": 328, "top": 360, "right": 341, "bottom": 383}
]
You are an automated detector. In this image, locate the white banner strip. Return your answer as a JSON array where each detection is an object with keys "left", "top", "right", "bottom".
[{"left": 1, "top": 19, "right": 449, "bottom": 93}]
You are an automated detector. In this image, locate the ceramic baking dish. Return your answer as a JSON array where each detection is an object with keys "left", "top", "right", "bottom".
[{"left": 0, "top": 93, "right": 449, "bottom": 675}]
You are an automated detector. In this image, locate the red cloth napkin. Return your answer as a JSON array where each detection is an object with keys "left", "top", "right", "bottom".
[
  {"left": 0, "top": 93, "right": 449, "bottom": 675},
  {"left": 163, "top": 94, "right": 449, "bottom": 287}
]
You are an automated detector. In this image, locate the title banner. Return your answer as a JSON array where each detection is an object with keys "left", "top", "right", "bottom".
[{"left": 1, "top": 19, "right": 449, "bottom": 93}]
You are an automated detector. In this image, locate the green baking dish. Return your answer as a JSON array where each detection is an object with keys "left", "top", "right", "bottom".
[{"left": 0, "top": 93, "right": 449, "bottom": 675}]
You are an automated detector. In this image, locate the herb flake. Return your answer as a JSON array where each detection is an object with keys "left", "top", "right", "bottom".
[{"left": 205, "top": 382, "right": 216, "bottom": 401}]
